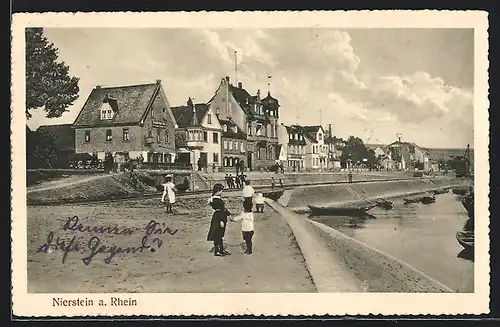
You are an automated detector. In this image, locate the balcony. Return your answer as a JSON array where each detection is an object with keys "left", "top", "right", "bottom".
[{"left": 186, "top": 140, "right": 205, "bottom": 149}]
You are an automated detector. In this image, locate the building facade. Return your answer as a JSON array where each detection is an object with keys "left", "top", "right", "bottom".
[
  {"left": 387, "top": 141, "right": 431, "bottom": 171},
  {"left": 219, "top": 118, "right": 247, "bottom": 171},
  {"left": 293, "top": 125, "right": 328, "bottom": 170},
  {"left": 73, "top": 80, "right": 177, "bottom": 163},
  {"left": 171, "top": 98, "right": 222, "bottom": 172},
  {"left": 207, "top": 76, "right": 280, "bottom": 171}
]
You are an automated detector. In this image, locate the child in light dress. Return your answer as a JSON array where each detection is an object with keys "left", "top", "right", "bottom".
[
  {"left": 161, "top": 175, "right": 177, "bottom": 213},
  {"left": 254, "top": 192, "right": 265, "bottom": 213}
]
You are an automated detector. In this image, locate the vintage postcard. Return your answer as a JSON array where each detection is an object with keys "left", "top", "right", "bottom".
[{"left": 11, "top": 11, "right": 490, "bottom": 317}]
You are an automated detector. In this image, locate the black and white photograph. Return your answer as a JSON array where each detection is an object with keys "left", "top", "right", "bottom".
[{"left": 11, "top": 11, "right": 489, "bottom": 316}]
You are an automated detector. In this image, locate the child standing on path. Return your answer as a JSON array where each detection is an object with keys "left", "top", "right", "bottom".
[
  {"left": 207, "top": 183, "right": 232, "bottom": 257},
  {"left": 161, "top": 175, "right": 177, "bottom": 213},
  {"left": 254, "top": 192, "right": 265, "bottom": 213},
  {"left": 231, "top": 200, "right": 255, "bottom": 255}
]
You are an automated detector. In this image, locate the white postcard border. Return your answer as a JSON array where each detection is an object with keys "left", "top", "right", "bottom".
[{"left": 11, "top": 10, "right": 490, "bottom": 317}]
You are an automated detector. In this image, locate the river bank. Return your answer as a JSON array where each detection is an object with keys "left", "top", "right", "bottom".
[
  {"left": 284, "top": 177, "right": 472, "bottom": 212},
  {"left": 27, "top": 195, "right": 314, "bottom": 293}
]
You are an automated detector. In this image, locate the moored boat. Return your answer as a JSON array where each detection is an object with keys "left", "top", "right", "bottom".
[
  {"left": 420, "top": 195, "right": 436, "bottom": 204},
  {"left": 456, "top": 231, "right": 474, "bottom": 251},
  {"left": 404, "top": 193, "right": 435, "bottom": 204},
  {"left": 452, "top": 186, "right": 469, "bottom": 195},
  {"left": 308, "top": 204, "right": 376, "bottom": 217},
  {"left": 432, "top": 188, "right": 448, "bottom": 195},
  {"left": 375, "top": 198, "right": 394, "bottom": 210}
]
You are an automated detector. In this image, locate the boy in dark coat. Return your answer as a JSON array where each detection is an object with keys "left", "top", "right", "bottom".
[{"left": 207, "top": 183, "right": 232, "bottom": 257}]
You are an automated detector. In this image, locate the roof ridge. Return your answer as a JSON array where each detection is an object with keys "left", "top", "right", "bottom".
[{"left": 94, "top": 82, "right": 158, "bottom": 90}]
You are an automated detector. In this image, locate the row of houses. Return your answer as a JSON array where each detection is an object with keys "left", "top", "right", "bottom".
[
  {"left": 31, "top": 77, "right": 462, "bottom": 173},
  {"left": 33, "top": 77, "right": 289, "bottom": 172}
]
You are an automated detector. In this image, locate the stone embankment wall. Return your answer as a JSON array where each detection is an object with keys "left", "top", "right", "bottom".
[{"left": 285, "top": 178, "right": 471, "bottom": 211}]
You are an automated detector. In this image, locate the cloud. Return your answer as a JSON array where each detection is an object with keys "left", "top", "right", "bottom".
[{"left": 31, "top": 28, "right": 473, "bottom": 147}]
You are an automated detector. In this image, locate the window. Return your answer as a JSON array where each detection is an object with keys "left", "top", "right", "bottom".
[
  {"left": 123, "top": 128, "right": 129, "bottom": 141},
  {"left": 247, "top": 123, "right": 252, "bottom": 135},
  {"left": 318, "top": 133, "right": 323, "bottom": 141},
  {"left": 151, "top": 109, "right": 155, "bottom": 118},
  {"left": 156, "top": 129, "right": 161, "bottom": 142},
  {"left": 100, "top": 109, "right": 113, "bottom": 120},
  {"left": 84, "top": 131, "right": 90, "bottom": 142},
  {"left": 240, "top": 142, "right": 245, "bottom": 152},
  {"left": 207, "top": 114, "right": 212, "bottom": 124},
  {"left": 223, "top": 157, "right": 228, "bottom": 167},
  {"left": 213, "top": 132, "right": 219, "bottom": 144},
  {"left": 289, "top": 134, "right": 292, "bottom": 140},
  {"left": 223, "top": 125, "right": 228, "bottom": 132},
  {"left": 213, "top": 153, "right": 219, "bottom": 163},
  {"left": 223, "top": 140, "right": 228, "bottom": 150},
  {"left": 203, "top": 131, "right": 208, "bottom": 142},
  {"left": 232, "top": 126, "right": 238, "bottom": 133},
  {"left": 164, "top": 131, "right": 169, "bottom": 143},
  {"left": 229, "top": 141, "right": 233, "bottom": 150},
  {"left": 105, "top": 129, "right": 112, "bottom": 141},
  {"left": 257, "top": 149, "right": 261, "bottom": 159}
]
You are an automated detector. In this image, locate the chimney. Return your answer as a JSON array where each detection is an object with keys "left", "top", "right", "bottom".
[
  {"left": 238, "top": 82, "right": 242, "bottom": 89},
  {"left": 257, "top": 89, "right": 260, "bottom": 98},
  {"left": 96, "top": 85, "right": 101, "bottom": 89},
  {"left": 156, "top": 79, "right": 161, "bottom": 84},
  {"left": 328, "top": 124, "right": 332, "bottom": 138},
  {"left": 187, "top": 97, "right": 194, "bottom": 108},
  {"left": 225, "top": 76, "right": 230, "bottom": 84}
]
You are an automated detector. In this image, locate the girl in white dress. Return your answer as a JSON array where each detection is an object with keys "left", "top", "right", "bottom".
[{"left": 161, "top": 175, "right": 177, "bottom": 213}]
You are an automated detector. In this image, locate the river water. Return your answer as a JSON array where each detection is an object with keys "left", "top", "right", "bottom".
[{"left": 308, "top": 191, "right": 474, "bottom": 293}]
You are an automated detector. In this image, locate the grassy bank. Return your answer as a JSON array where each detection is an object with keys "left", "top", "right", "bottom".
[
  {"left": 27, "top": 172, "right": 157, "bottom": 205},
  {"left": 27, "top": 196, "right": 314, "bottom": 293}
]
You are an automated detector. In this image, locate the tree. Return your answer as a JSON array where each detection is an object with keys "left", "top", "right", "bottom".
[
  {"left": 25, "top": 28, "right": 80, "bottom": 119},
  {"left": 26, "top": 130, "right": 60, "bottom": 168},
  {"left": 340, "top": 136, "right": 371, "bottom": 166}
]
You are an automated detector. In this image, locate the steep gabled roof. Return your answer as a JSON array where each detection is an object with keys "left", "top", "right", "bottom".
[
  {"left": 219, "top": 119, "right": 246, "bottom": 140},
  {"left": 36, "top": 123, "right": 75, "bottom": 151},
  {"left": 171, "top": 104, "right": 209, "bottom": 128},
  {"left": 291, "top": 125, "right": 319, "bottom": 143},
  {"left": 283, "top": 124, "right": 307, "bottom": 145},
  {"left": 73, "top": 82, "right": 162, "bottom": 128}
]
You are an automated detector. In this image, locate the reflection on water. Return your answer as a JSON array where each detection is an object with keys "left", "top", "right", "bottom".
[{"left": 309, "top": 192, "right": 474, "bottom": 292}]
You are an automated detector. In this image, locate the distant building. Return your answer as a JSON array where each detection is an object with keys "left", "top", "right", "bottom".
[
  {"left": 72, "top": 80, "right": 177, "bottom": 164},
  {"left": 207, "top": 76, "right": 280, "bottom": 171},
  {"left": 280, "top": 124, "right": 307, "bottom": 171},
  {"left": 292, "top": 125, "right": 328, "bottom": 170},
  {"left": 171, "top": 98, "right": 222, "bottom": 172},
  {"left": 387, "top": 141, "right": 430, "bottom": 171}
]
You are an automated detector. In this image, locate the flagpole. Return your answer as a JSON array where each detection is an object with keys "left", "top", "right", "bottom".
[{"left": 234, "top": 51, "right": 238, "bottom": 84}]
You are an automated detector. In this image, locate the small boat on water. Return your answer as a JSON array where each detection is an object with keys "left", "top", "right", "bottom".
[
  {"left": 375, "top": 198, "right": 394, "bottom": 210},
  {"left": 452, "top": 187, "right": 469, "bottom": 195},
  {"left": 456, "top": 231, "right": 474, "bottom": 251},
  {"left": 420, "top": 195, "right": 436, "bottom": 204},
  {"left": 308, "top": 204, "right": 377, "bottom": 217},
  {"left": 461, "top": 195, "right": 474, "bottom": 219},
  {"left": 432, "top": 188, "right": 449, "bottom": 195},
  {"left": 403, "top": 194, "right": 436, "bottom": 205}
]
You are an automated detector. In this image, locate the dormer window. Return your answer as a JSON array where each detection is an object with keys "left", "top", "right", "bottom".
[
  {"left": 232, "top": 126, "right": 238, "bottom": 133},
  {"left": 223, "top": 125, "right": 228, "bottom": 132},
  {"left": 100, "top": 108, "right": 113, "bottom": 120},
  {"left": 99, "top": 97, "right": 117, "bottom": 120}
]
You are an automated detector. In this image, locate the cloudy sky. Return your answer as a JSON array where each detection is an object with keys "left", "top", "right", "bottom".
[{"left": 28, "top": 28, "right": 474, "bottom": 148}]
